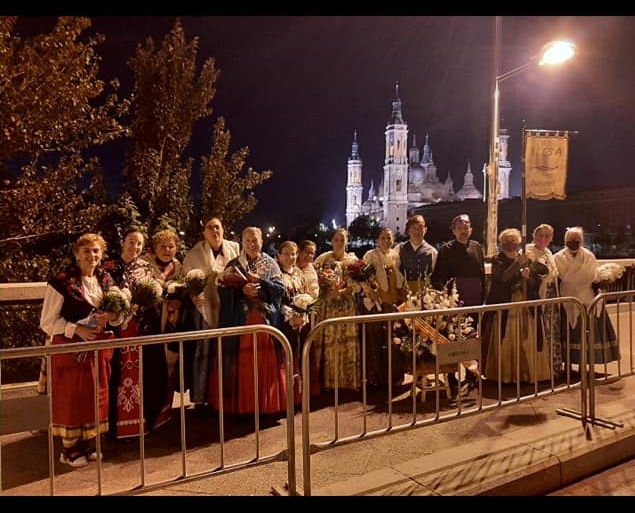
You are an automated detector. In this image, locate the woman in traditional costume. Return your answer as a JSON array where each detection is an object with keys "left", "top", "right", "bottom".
[
  {"left": 313, "top": 228, "right": 361, "bottom": 391},
  {"left": 40, "top": 233, "right": 120, "bottom": 467},
  {"left": 103, "top": 227, "right": 170, "bottom": 439},
  {"left": 362, "top": 228, "right": 406, "bottom": 387},
  {"left": 554, "top": 227, "right": 619, "bottom": 365},
  {"left": 180, "top": 216, "right": 239, "bottom": 405},
  {"left": 484, "top": 229, "right": 552, "bottom": 383},
  {"left": 208, "top": 227, "right": 287, "bottom": 414}
]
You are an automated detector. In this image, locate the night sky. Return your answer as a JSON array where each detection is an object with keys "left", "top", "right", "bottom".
[{"left": 14, "top": 16, "right": 635, "bottom": 233}]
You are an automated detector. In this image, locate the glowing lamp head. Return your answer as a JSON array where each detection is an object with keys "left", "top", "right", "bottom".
[{"left": 538, "top": 40, "right": 576, "bottom": 66}]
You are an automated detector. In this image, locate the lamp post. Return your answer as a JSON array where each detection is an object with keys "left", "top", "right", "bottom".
[{"left": 484, "top": 16, "right": 576, "bottom": 257}]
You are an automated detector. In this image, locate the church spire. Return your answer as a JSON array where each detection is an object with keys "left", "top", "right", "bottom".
[
  {"left": 368, "top": 179, "right": 376, "bottom": 200},
  {"left": 350, "top": 129, "right": 360, "bottom": 160},
  {"left": 390, "top": 81, "right": 404, "bottom": 124},
  {"left": 421, "top": 133, "right": 432, "bottom": 164},
  {"left": 464, "top": 161, "right": 474, "bottom": 186}
]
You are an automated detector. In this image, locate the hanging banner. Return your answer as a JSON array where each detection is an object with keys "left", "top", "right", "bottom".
[{"left": 524, "top": 134, "right": 568, "bottom": 200}]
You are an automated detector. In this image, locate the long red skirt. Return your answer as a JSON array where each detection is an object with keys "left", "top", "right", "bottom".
[
  {"left": 51, "top": 333, "right": 113, "bottom": 440},
  {"left": 208, "top": 309, "right": 288, "bottom": 414},
  {"left": 113, "top": 319, "right": 172, "bottom": 438}
]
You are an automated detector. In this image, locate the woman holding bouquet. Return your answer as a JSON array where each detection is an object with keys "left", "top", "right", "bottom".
[
  {"left": 525, "top": 224, "right": 563, "bottom": 377},
  {"left": 554, "top": 227, "right": 619, "bottom": 365},
  {"left": 103, "top": 227, "right": 170, "bottom": 439},
  {"left": 40, "top": 233, "right": 121, "bottom": 467},
  {"left": 180, "top": 216, "right": 239, "bottom": 405},
  {"left": 362, "top": 228, "right": 406, "bottom": 387},
  {"left": 208, "top": 227, "right": 287, "bottom": 414},
  {"left": 277, "top": 241, "right": 319, "bottom": 401},
  {"left": 483, "top": 229, "right": 552, "bottom": 383},
  {"left": 313, "top": 228, "right": 361, "bottom": 391}
]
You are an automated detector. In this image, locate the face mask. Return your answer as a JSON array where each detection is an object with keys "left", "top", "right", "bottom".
[{"left": 566, "top": 240, "right": 581, "bottom": 251}]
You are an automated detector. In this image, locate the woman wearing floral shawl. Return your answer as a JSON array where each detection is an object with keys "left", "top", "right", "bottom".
[
  {"left": 554, "top": 227, "right": 619, "bottom": 365},
  {"left": 208, "top": 227, "right": 287, "bottom": 414},
  {"left": 40, "top": 233, "right": 121, "bottom": 467},
  {"left": 277, "top": 240, "right": 318, "bottom": 402},
  {"left": 102, "top": 227, "right": 170, "bottom": 439}
]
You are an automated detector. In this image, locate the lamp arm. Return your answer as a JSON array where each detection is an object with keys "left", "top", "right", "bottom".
[{"left": 496, "top": 55, "right": 538, "bottom": 83}]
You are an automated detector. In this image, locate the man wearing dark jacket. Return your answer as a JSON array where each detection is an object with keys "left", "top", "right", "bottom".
[{"left": 431, "top": 214, "right": 485, "bottom": 393}]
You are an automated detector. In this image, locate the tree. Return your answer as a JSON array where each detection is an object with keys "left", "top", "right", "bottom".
[
  {"left": 198, "top": 117, "right": 272, "bottom": 232},
  {"left": 124, "top": 19, "right": 219, "bottom": 236},
  {"left": 0, "top": 16, "right": 129, "bottom": 278},
  {"left": 0, "top": 16, "right": 129, "bottom": 382},
  {"left": 348, "top": 215, "right": 381, "bottom": 244}
]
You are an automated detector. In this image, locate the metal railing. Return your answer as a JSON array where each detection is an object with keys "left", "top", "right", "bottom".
[
  {"left": 583, "top": 290, "right": 635, "bottom": 429},
  {"left": 0, "top": 326, "right": 296, "bottom": 496},
  {"left": 300, "top": 296, "right": 588, "bottom": 496}
]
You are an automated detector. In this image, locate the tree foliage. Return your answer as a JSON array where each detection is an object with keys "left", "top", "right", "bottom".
[
  {"left": 0, "top": 16, "right": 128, "bottom": 163},
  {"left": 199, "top": 117, "right": 273, "bottom": 232},
  {"left": 348, "top": 215, "right": 382, "bottom": 243},
  {"left": 124, "top": 19, "right": 219, "bottom": 236},
  {"left": 0, "top": 16, "right": 129, "bottom": 281}
]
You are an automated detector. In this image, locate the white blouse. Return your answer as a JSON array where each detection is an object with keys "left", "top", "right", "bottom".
[{"left": 40, "top": 276, "right": 103, "bottom": 340}]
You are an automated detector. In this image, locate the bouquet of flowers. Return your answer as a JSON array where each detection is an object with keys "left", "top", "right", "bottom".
[
  {"left": 99, "top": 286, "right": 134, "bottom": 318},
  {"left": 184, "top": 268, "right": 208, "bottom": 296},
  {"left": 282, "top": 293, "right": 320, "bottom": 326},
  {"left": 317, "top": 267, "right": 341, "bottom": 296},
  {"left": 596, "top": 262, "right": 625, "bottom": 284},
  {"left": 131, "top": 276, "right": 163, "bottom": 308},
  {"left": 345, "top": 259, "right": 375, "bottom": 282}
]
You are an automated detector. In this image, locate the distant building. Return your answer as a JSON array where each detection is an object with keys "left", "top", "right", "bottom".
[{"left": 345, "top": 83, "right": 511, "bottom": 234}]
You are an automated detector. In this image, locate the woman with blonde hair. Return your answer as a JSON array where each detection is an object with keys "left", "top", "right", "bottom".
[
  {"left": 40, "top": 233, "right": 121, "bottom": 466},
  {"left": 484, "top": 228, "right": 551, "bottom": 383},
  {"left": 525, "top": 223, "right": 562, "bottom": 377},
  {"left": 313, "top": 228, "right": 361, "bottom": 390}
]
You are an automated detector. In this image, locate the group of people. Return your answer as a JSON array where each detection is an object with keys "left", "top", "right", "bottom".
[{"left": 39, "top": 213, "right": 619, "bottom": 468}]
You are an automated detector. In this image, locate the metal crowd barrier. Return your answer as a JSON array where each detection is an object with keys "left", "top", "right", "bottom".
[
  {"left": 582, "top": 290, "right": 635, "bottom": 430},
  {"left": 0, "top": 325, "right": 296, "bottom": 496},
  {"left": 300, "top": 296, "right": 588, "bottom": 496}
]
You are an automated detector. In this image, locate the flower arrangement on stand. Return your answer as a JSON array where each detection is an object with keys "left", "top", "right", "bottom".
[{"left": 392, "top": 276, "right": 479, "bottom": 378}]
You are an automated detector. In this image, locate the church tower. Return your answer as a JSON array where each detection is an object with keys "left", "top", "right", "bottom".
[
  {"left": 382, "top": 83, "right": 409, "bottom": 235},
  {"left": 497, "top": 128, "right": 511, "bottom": 199},
  {"left": 346, "top": 130, "right": 363, "bottom": 227}
]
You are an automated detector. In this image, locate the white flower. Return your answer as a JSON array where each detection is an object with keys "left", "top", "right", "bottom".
[
  {"left": 185, "top": 269, "right": 206, "bottom": 281},
  {"left": 597, "top": 263, "right": 625, "bottom": 283},
  {"left": 293, "top": 293, "right": 315, "bottom": 311}
]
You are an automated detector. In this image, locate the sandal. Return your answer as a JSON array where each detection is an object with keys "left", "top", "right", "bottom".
[{"left": 59, "top": 446, "right": 88, "bottom": 468}]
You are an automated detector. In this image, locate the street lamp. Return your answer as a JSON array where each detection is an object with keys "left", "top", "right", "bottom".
[{"left": 484, "top": 16, "right": 576, "bottom": 257}]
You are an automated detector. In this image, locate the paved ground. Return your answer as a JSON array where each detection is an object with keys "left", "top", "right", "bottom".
[
  {"left": 549, "top": 456, "right": 635, "bottom": 495},
  {"left": 2, "top": 371, "right": 634, "bottom": 496}
]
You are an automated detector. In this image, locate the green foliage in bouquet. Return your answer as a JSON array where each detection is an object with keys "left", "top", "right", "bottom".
[{"left": 100, "top": 286, "right": 134, "bottom": 317}]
